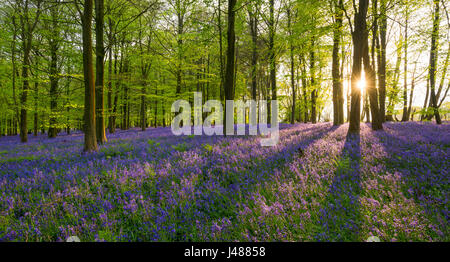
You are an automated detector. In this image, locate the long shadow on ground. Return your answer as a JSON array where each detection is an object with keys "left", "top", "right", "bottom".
[
  {"left": 168, "top": 124, "right": 341, "bottom": 241},
  {"left": 315, "top": 132, "right": 362, "bottom": 241},
  {"left": 371, "top": 124, "right": 449, "bottom": 239}
]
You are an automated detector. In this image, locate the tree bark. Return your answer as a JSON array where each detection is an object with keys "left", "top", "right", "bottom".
[
  {"left": 110, "top": 44, "right": 119, "bottom": 133},
  {"left": 332, "top": 0, "right": 344, "bottom": 125},
  {"left": 378, "top": 0, "right": 387, "bottom": 122},
  {"left": 310, "top": 41, "right": 316, "bottom": 124},
  {"left": 401, "top": 13, "right": 409, "bottom": 122},
  {"left": 33, "top": 80, "right": 38, "bottom": 136},
  {"left": 48, "top": 6, "right": 59, "bottom": 138},
  {"left": 407, "top": 61, "right": 418, "bottom": 119},
  {"left": 95, "top": 0, "right": 107, "bottom": 143},
  {"left": 138, "top": 22, "right": 151, "bottom": 131},
  {"left": 363, "top": 48, "right": 383, "bottom": 130},
  {"left": 48, "top": 44, "right": 58, "bottom": 138},
  {"left": 11, "top": 17, "right": 20, "bottom": 136},
  {"left": 361, "top": 0, "right": 383, "bottom": 130},
  {"left": 349, "top": 0, "right": 370, "bottom": 134},
  {"left": 154, "top": 81, "right": 158, "bottom": 127},
  {"left": 301, "top": 56, "right": 308, "bottom": 122},
  {"left": 175, "top": 2, "right": 184, "bottom": 96},
  {"left": 107, "top": 17, "right": 114, "bottom": 133},
  {"left": 421, "top": 78, "right": 430, "bottom": 121},
  {"left": 287, "top": 6, "right": 296, "bottom": 124},
  {"left": 81, "top": 0, "right": 98, "bottom": 152},
  {"left": 223, "top": 0, "right": 237, "bottom": 135},
  {"left": 218, "top": 0, "right": 225, "bottom": 102},
  {"left": 249, "top": 8, "right": 258, "bottom": 101},
  {"left": 429, "top": 0, "right": 442, "bottom": 124},
  {"left": 269, "top": 0, "right": 277, "bottom": 104}
]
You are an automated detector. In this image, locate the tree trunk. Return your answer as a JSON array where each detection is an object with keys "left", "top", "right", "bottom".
[
  {"left": 19, "top": 25, "right": 34, "bottom": 143},
  {"left": 18, "top": 1, "right": 42, "bottom": 142},
  {"left": 122, "top": 59, "right": 129, "bottom": 130},
  {"left": 407, "top": 61, "right": 418, "bottom": 120},
  {"left": 66, "top": 65, "right": 71, "bottom": 135},
  {"left": 48, "top": 9, "right": 59, "bottom": 138},
  {"left": 140, "top": 79, "right": 147, "bottom": 131},
  {"left": 154, "top": 74, "right": 158, "bottom": 127},
  {"left": 138, "top": 23, "right": 151, "bottom": 131},
  {"left": 363, "top": 92, "right": 370, "bottom": 122},
  {"left": 95, "top": 0, "right": 107, "bottom": 143},
  {"left": 176, "top": 6, "right": 184, "bottom": 95},
  {"left": 363, "top": 50, "right": 383, "bottom": 130},
  {"left": 421, "top": 78, "right": 430, "bottom": 121},
  {"left": 111, "top": 46, "right": 119, "bottom": 133},
  {"left": 11, "top": 17, "right": 20, "bottom": 136},
  {"left": 310, "top": 45, "right": 316, "bottom": 124},
  {"left": 401, "top": 13, "right": 409, "bottom": 122},
  {"left": 218, "top": 0, "right": 225, "bottom": 102},
  {"left": 34, "top": 80, "right": 38, "bottom": 136},
  {"left": 162, "top": 83, "right": 166, "bottom": 127},
  {"left": 332, "top": 0, "right": 344, "bottom": 125},
  {"left": 301, "top": 57, "right": 308, "bottom": 122},
  {"left": 107, "top": 18, "right": 114, "bottom": 133},
  {"left": 429, "top": 0, "right": 442, "bottom": 124},
  {"left": 378, "top": 0, "right": 387, "bottom": 122},
  {"left": 349, "top": 0, "right": 370, "bottom": 134},
  {"left": 249, "top": 9, "right": 258, "bottom": 101},
  {"left": 223, "top": 0, "right": 237, "bottom": 135},
  {"left": 81, "top": 0, "right": 98, "bottom": 152},
  {"left": 361, "top": 0, "right": 383, "bottom": 131},
  {"left": 287, "top": 7, "right": 296, "bottom": 124},
  {"left": 269, "top": 0, "right": 277, "bottom": 104}
]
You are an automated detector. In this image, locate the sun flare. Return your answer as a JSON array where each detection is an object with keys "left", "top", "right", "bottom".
[{"left": 357, "top": 70, "right": 366, "bottom": 92}]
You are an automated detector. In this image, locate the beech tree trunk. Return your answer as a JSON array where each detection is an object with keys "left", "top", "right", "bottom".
[
  {"left": 18, "top": 0, "right": 42, "bottom": 142},
  {"left": 407, "top": 60, "right": 418, "bottom": 119},
  {"left": 378, "top": 0, "right": 387, "bottom": 122},
  {"left": 269, "top": 0, "right": 277, "bottom": 106},
  {"left": 332, "top": 0, "right": 344, "bottom": 125},
  {"left": 429, "top": 0, "right": 442, "bottom": 124},
  {"left": 249, "top": 8, "right": 258, "bottom": 101},
  {"left": 287, "top": 6, "right": 296, "bottom": 124},
  {"left": 81, "top": 0, "right": 98, "bottom": 152},
  {"left": 401, "top": 13, "right": 409, "bottom": 122},
  {"left": 310, "top": 41, "right": 317, "bottom": 124},
  {"left": 348, "top": 0, "right": 369, "bottom": 134},
  {"left": 33, "top": 80, "right": 38, "bottom": 136},
  {"left": 223, "top": 0, "right": 236, "bottom": 135},
  {"left": 95, "top": 0, "right": 107, "bottom": 144},
  {"left": 48, "top": 6, "right": 59, "bottom": 138},
  {"left": 218, "top": 0, "right": 225, "bottom": 102},
  {"left": 48, "top": 42, "right": 58, "bottom": 138}
]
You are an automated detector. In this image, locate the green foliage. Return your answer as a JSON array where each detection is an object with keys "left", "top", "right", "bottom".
[
  {"left": 97, "top": 230, "right": 118, "bottom": 242},
  {"left": 334, "top": 156, "right": 350, "bottom": 172},
  {"left": 100, "top": 143, "right": 134, "bottom": 158},
  {"left": 171, "top": 142, "right": 188, "bottom": 152},
  {"left": 147, "top": 139, "right": 160, "bottom": 148},
  {"left": 202, "top": 143, "right": 213, "bottom": 153},
  {"left": 0, "top": 0, "right": 448, "bottom": 136},
  {"left": 147, "top": 139, "right": 160, "bottom": 153},
  {"left": 0, "top": 155, "right": 40, "bottom": 163}
]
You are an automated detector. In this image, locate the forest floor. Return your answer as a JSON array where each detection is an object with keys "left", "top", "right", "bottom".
[{"left": 0, "top": 122, "right": 448, "bottom": 242}]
